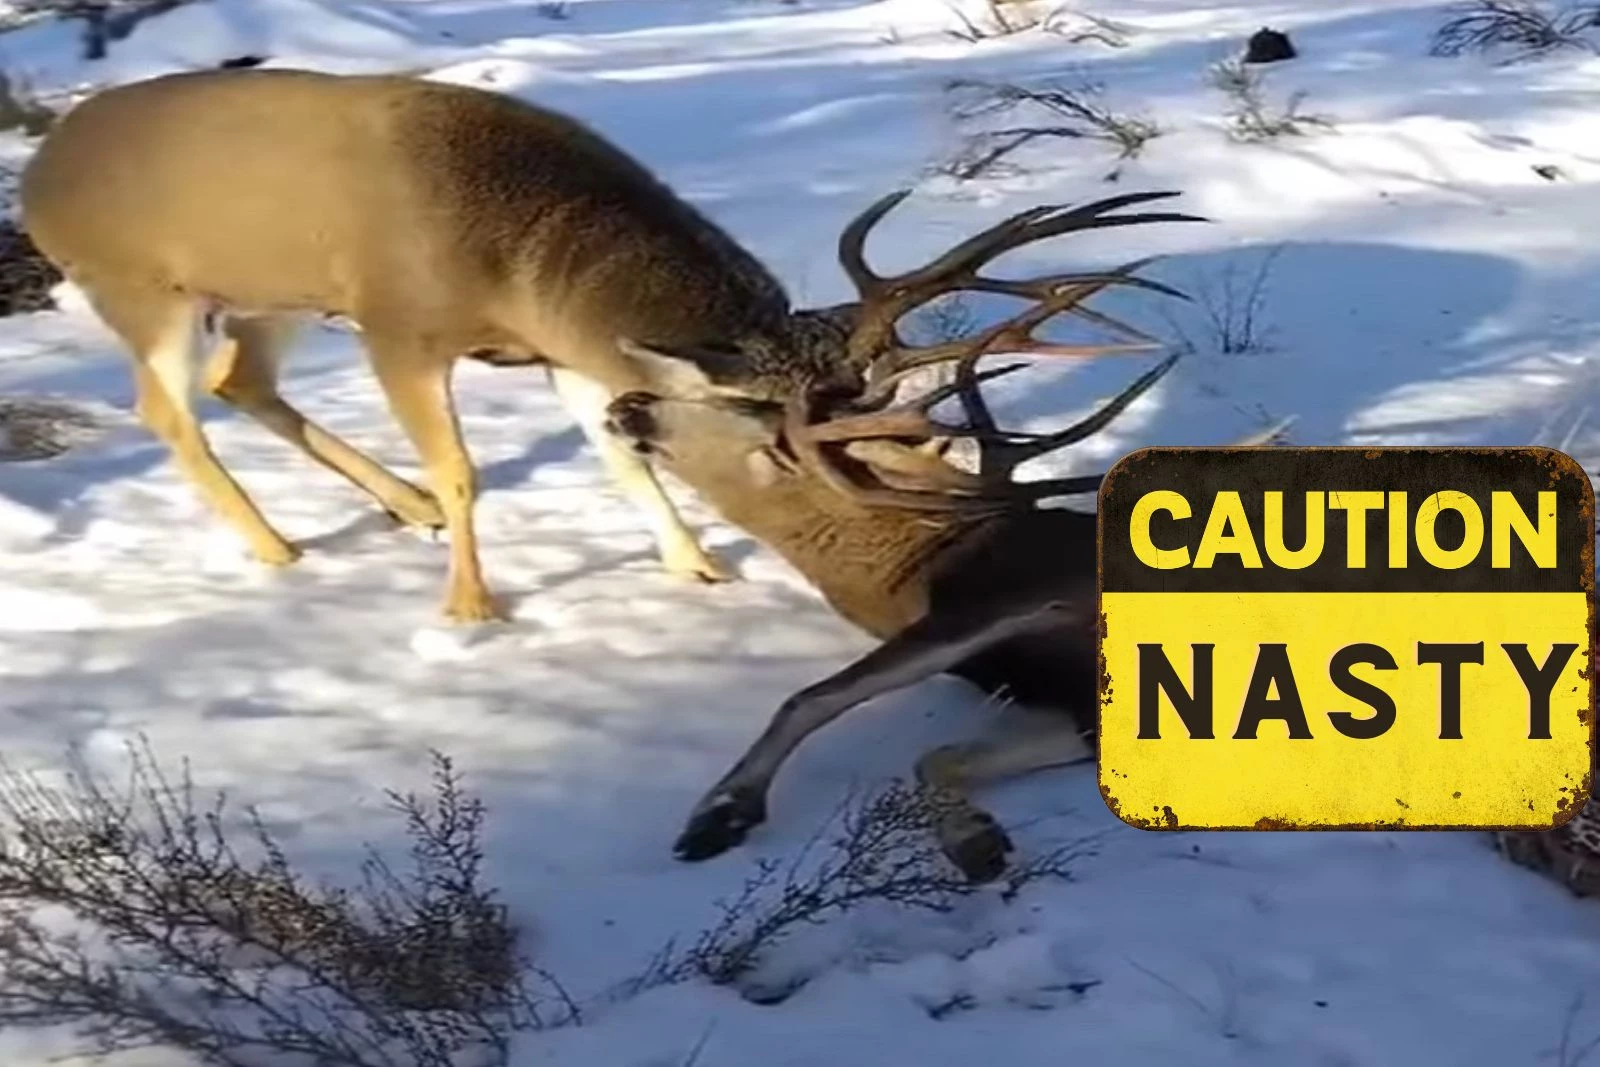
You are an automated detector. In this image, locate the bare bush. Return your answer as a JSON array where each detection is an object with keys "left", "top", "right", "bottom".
[
  {"left": 0, "top": 217, "right": 64, "bottom": 316},
  {"left": 1429, "top": 0, "right": 1600, "bottom": 61},
  {"left": 624, "top": 782, "right": 1095, "bottom": 1002},
  {"left": 1551, "top": 990, "right": 1600, "bottom": 1067},
  {"left": 945, "top": 0, "right": 1050, "bottom": 40},
  {"left": 0, "top": 395, "right": 101, "bottom": 461},
  {"left": 1162, "top": 245, "right": 1285, "bottom": 356},
  {"left": 904, "top": 293, "right": 979, "bottom": 347},
  {"left": 0, "top": 740, "right": 572, "bottom": 1067},
  {"left": 1208, "top": 58, "right": 1332, "bottom": 142},
  {"left": 0, "top": 70, "right": 56, "bottom": 135},
  {"left": 4, "top": 0, "right": 194, "bottom": 60},
  {"left": 940, "top": 76, "right": 1161, "bottom": 181},
  {"left": 1041, "top": 7, "right": 1134, "bottom": 47}
]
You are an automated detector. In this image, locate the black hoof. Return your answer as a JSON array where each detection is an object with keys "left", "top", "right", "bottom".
[
  {"left": 380, "top": 506, "right": 446, "bottom": 534},
  {"left": 940, "top": 811, "right": 1014, "bottom": 884},
  {"left": 673, "top": 789, "right": 767, "bottom": 862}
]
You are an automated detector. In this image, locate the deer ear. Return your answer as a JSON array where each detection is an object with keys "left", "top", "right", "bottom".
[{"left": 617, "top": 336, "right": 752, "bottom": 393}]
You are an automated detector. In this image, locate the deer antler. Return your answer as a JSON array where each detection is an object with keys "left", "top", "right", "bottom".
[
  {"left": 781, "top": 349, "right": 1182, "bottom": 514},
  {"left": 768, "top": 187, "right": 1208, "bottom": 514},
  {"left": 768, "top": 187, "right": 1294, "bottom": 516},
  {"left": 835, "top": 189, "right": 1206, "bottom": 395},
  {"left": 953, "top": 347, "right": 1182, "bottom": 489}
]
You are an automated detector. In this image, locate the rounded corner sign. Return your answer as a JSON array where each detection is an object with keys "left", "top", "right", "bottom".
[{"left": 1095, "top": 446, "right": 1596, "bottom": 832}]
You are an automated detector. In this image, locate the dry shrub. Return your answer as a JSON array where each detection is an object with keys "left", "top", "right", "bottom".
[
  {"left": 625, "top": 781, "right": 1097, "bottom": 1004},
  {"left": 0, "top": 740, "right": 572, "bottom": 1067},
  {"left": 1430, "top": 0, "right": 1600, "bottom": 62},
  {"left": 0, "top": 217, "right": 64, "bottom": 316},
  {"left": 1208, "top": 58, "right": 1332, "bottom": 142},
  {"left": 0, "top": 395, "right": 100, "bottom": 461},
  {"left": 5, "top": 0, "right": 195, "bottom": 60},
  {"left": 940, "top": 76, "right": 1161, "bottom": 181}
]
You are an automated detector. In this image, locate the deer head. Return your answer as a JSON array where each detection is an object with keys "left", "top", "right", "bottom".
[
  {"left": 609, "top": 189, "right": 1211, "bottom": 512},
  {"left": 615, "top": 189, "right": 1202, "bottom": 405}
]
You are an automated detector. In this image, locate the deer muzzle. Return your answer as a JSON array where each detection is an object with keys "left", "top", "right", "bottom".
[{"left": 604, "top": 391, "right": 663, "bottom": 455}]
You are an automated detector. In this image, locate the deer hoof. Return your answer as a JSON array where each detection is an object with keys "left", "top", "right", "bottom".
[
  {"left": 254, "top": 538, "right": 302, "bottom": 567},
  {"left": 384, "top": 488, "right": 445, "bottom": 531},
  {"left": 663, "top": 542, "right": 738, "bottom": 584},
  {"left": 938, "top": 809, "right": 1014, "bottom": 884},
  {"left": 673, "top": 556, "right": 737, "bottom": 584},
  {"left": 673, "top": 788, "right": 766, "bottom": 861},
  {"left": 442, "top": 587, "right": 509, "bottom": 624}
]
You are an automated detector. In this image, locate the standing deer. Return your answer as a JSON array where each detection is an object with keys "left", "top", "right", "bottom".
[
  {"left": 19, "top": 67, "right": 872, "bottom": 622},
  {"left": 599, "top": 187, "right": 1292, "bottom": 880}
]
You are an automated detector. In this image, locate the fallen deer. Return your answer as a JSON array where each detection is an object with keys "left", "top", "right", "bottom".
[
  {"left": 20, "top": 67, "right": 877, "bottom": 622},
  {"left": 601, "top": 188, "right": 1292, "bottom": 880}
]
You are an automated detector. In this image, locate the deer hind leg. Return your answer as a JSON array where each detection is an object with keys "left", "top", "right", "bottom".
[
  {"left": 362, "top": 335, "right": 504, "bottom": 624},
  {"left": 547, "top": 365, "right": 734, "bottom": 583},
  {"left": 202, "top": 314, "right": 445, "bottom": 530},
  {"left": 915, "top": 707, "right": 1093, "bottom": 882},
  {"left": 673, "top": 591, "right": 1087, "bottom": 864},
  {"left": 86, "top": 284, "right": 298, "bottom": 565}
]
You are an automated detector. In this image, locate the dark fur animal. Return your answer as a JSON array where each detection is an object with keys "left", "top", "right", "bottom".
[{"left": 1245, "top": 27, "right": 1296, "bottom": 63}]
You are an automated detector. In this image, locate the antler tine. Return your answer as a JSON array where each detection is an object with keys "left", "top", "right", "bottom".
[
  {"left": 966, "top": 255, "right": 1191, "bottom": 309},
  {"left": 781, "top": 392, "right": 1010, "bottom": 516},
  {"left": 953, "top": 346, "right": 1000, "bottom": 441},
  {"left": 837, "top": 188, "right": 1205, "bottom": 367},
  {"left": 986, "top": 411, "right": 1298, "bottom": 503},
  {"left": 839, "top": 439, "right": 987, "bottom": 494},
  {"left": 803, "top": 362, "right": 1032, "bottom": 443},
  {"left": 836, "top": 187, "right": 914, "bottom": 294},
  {"left": 861, "top": 273, "right": 1165, "bottom": 392},
  {"left": 992, "top": 473, "right": 1110, "bottom": 501},
  {"left": 899, "top": 191, "right": 1200, "bottom": 292},
  {"left": 1233, "top": 416, "right": 1297, "bottom": 446},
  {"left": 977, "top": 350, "right": 1182, "bottom": 480}
]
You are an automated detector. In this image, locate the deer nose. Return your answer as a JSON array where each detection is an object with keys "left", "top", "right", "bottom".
[{"left": 604, "top": 391, "right": 662, "bottom": 445}]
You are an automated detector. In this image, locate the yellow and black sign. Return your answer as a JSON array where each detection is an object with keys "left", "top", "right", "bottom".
[{"left": 1096, "top": 447, "right": 1595, "bottom": 831}]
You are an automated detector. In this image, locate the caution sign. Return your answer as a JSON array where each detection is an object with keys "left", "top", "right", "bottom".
[{"left": 1096, "top": 447, "right": 1595, "bottom": 831}]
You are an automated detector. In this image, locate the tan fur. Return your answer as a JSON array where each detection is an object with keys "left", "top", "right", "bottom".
[
  {"left": 22, "top": 68, "right": 846, "bottom": 621},
  {"left": 203, "top": 314, "right": 446, "bottom": 527}
]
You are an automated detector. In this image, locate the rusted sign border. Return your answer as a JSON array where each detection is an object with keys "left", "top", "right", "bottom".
[{"left": 1094, "top": 445, "right": 1597, "bottom": 832}]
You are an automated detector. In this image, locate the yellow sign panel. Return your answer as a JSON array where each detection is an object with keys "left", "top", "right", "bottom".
[{"left": 1096, "top": 447, "right": 1595, "bottom": 831}]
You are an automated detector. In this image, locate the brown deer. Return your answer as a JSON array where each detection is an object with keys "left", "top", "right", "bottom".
[
  {"left": 19, "top": 67, "right": 878, "bottom": 622},
  {"left": 600, "top": 188, "right": 1293, "bottom": 881}
]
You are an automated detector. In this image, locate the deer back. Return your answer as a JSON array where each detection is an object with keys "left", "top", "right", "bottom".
[{"left": 20, "top": 68, "right": 795, "bottom": 387}]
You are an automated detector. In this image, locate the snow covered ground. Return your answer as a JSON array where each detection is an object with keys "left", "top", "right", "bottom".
[{"left": 4, "top": 0, "right": 1600, "bottom": 1063}]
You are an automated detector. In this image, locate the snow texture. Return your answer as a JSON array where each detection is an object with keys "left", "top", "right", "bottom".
[{"left": 2, "top": 1, "right": 1600, "bottom": 1064}]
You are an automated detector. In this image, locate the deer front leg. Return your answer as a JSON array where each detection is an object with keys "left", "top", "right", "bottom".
[
  {"left": 674, "top": 593, "right": 1086, "bottom": 863},
  {"left": 548, "top": 366, "right": 735, "bottom": 583}
]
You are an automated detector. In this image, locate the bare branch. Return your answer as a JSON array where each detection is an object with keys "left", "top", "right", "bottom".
[{"left": 0, "top": 739, "right": 571, "bottom": 1067}]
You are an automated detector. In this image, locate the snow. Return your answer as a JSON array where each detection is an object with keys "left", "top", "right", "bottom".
[{"left": 1, "top": 0, "right": 1600, "bottom": 1063}]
